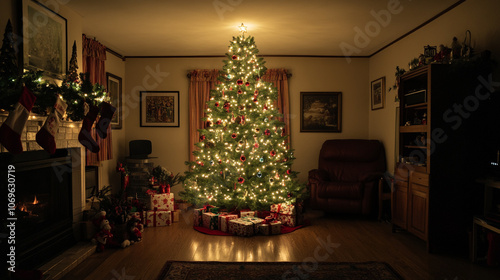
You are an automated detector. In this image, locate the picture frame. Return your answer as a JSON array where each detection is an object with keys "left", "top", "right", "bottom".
[
  {"left": 106, "top": 72, "right": 122, "bottom": 129},
  {"left": 140, "top": 91, "right": 180, "bottom": 127},
  {"left": 22, "top": 0, "right": 67, "bottom": 79},
  {"left": 300, "top": 92, "right": 342, "bottom": 133},
  {"left": 371, "top": 77, "right": 385, "bottom": 110}
]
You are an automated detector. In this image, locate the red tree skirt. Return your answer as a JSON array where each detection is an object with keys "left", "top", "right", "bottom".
[{"left": 193, "top": 223, "right": 307, "bottom": 236}]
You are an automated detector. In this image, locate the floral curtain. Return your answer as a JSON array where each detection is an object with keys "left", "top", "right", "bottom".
[
  {"left": 188, "top": 69, "right": 221, "bottom": 161},
  {"left": 261, "top": 68, "right": 292, "bottom": 147},
  {"left": 82, "top": 34, "right": 112, "bottom": 166}
]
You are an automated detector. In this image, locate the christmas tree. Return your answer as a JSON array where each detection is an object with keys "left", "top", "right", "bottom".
[
  {"left": 181, "top": 26, "right": 306, "bottom": 211},
  {"left": 65, "top": 41, "right": 80, "bottom": 84},
  {"left": 0, "top": 19, "right": 22, "bottom": 111}
]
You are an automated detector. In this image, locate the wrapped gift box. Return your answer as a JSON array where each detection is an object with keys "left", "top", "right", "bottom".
[
  {"left": 228, "top": 217, "right": 263, "bottom": 237},
  {"left": 270, "top": 203, "right": 303, "bottom": 227},
  {"left": 202, "top": 212, "right": 219, "bottom": 230},
  {"left": 218, "top": 214, "right": 238, "bottom": 232},
  {"left": 259, "top": 220, "right": 282, "bottom": 235},
  {"left": 145, "top": 210, "right": 172, "bottom": 227},
  {"left": 171, "top": 210, "right": 180, "bottom": 223},
  {"left": 193, "top": 208, "right": 205, "bottom": 226},
  {"left": 149, "top": 193, "right": 175, "bottom": 211},
  {"left": 240, "top": 210, "right": 255, "bottom": 217}
]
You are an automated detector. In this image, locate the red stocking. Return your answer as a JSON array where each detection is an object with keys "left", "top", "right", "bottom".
[
  {"left": 78, "top": 104, "right": 100, "bottom": 153},
  {"left": 36, "top": 97, "right": 67, "bottom": 154},
  {"left": 0, "top": 87, "right": 36, "bottom": 154},
  {"left": 96, "top": 102, "right": 116, "bottom": 139}
]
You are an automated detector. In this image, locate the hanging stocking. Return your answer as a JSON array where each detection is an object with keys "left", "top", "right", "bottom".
[
  {"left": 36, "top": 97, "right": 67, "bottom": 154},
  {"left": 96, "top": 101, "right": 116, "bottom": 139},
  {"left": 0, "top": 87, "right": 36, "bottom": 154},
  {"left": 78, "top": 103, "right": 100, "bottom": 153}
]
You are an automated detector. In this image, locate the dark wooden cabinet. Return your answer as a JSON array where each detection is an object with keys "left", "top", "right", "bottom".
[{"left": 392, "top": 63, "right": 499, "bottom": 253}]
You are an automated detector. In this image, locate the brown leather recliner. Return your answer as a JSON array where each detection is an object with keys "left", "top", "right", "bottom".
[{"left": 308, "top": 139, "right": 386, "bottom": 215}]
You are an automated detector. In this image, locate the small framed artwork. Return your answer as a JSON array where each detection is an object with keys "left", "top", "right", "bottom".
[
  {"left": 22, "top": 0, "right": 67, "bottom": 79},
  {"left": 140, "top": 91, "right": 180, "bottom": 127},
  {"left": 106, "top": 72, "right": 122, "bottom": 129},
  {"left": 300, "top": 92, "right": 342, "bottom": 132},
  {"left": 371, "top": 77, "right": 385, "bottom": 110}
]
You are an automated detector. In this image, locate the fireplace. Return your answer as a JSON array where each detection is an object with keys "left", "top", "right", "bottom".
[{"left": 1, "top": 149, "right": 77, "bottom": 270}]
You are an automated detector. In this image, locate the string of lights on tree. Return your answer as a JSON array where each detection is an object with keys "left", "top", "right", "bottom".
[
  {"left": 180, "top": 24, "right": 307, "bottom": 211},
  {"left": 0, "top": 19, "right": 108, "bottom": 121}
]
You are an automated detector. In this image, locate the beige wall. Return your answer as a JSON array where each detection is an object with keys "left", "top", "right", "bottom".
[
  {"left": 124, "top": 57, "right": 369, "bottom": 194},
  {"left": 368, "top": 0, "right": 500, "bottom": 173}
]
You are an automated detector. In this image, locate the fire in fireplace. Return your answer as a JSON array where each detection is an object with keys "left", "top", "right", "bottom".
[{"left": 1, "top": 149, "right": 76, "bottom": 270}]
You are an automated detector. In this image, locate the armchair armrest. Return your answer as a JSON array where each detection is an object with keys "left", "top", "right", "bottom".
[{"left": 308, "top": 169, "right": 330, "bottom": 182}]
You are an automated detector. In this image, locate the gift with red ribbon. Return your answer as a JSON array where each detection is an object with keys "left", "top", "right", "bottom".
[
  {"left": 259, "top": 217, "right": 282, "bottom": 235},
  {"left": 270, "top": 203, "right": 303, "bottom": 227},
  {"left": 148, "top": 193, "right": 175, "bottom": 211},
  {"left": 218, "top": 213, "right": 238, "bottom": 232},
  {"left": 145, "top": 209, "right": 171, "bottom": 227}
]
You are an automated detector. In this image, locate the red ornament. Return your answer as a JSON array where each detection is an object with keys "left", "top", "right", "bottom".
[
  {"left": 231, "top": 133, "right": 237, "bottom": 139},
  {"left": 238, "top": 177, "right": 245, "bottom": 184},
  {"left": 254, "top": 90, "right": 259, "bottom": 95},
  {"left": 264, "top": 105, "right": 268, "bottom": 110},
  {"left": 286, "top": 169, "right": 291, "bottom": 175},
  {"left": 215, "top": 102, "right": 219, "bottom": 107},
  {"left": 232, "top": 55, "right": 237, "bottom": 60},
  {"left": 264, "top": 129, "right": 270, "bottom": 136},
  {"left": 245, "top": 82, "right": 250, "bottom": 86},
  {"left": 270, "top": 150, "right": 276, "bottom": 157},
  {"left": 237, "top": 79, "right": 243, "bottom": 85},
  {"left": 254, "top": 143, "right": 259, "bottom": 148},
  {"left": 253, "top": 98, "right": 258, "bottom": 103},
  {"left": 216, "top": 120, "right": 222, "bottom": 125},
  {"left": 240, "top": 155, "right": 246, "bottom": 162},
  {"left": 238, "top": 89, "right": 242, "bottom": 94},
  {"left": 199, "top": 135, "right": 206, "bottom": 141}
]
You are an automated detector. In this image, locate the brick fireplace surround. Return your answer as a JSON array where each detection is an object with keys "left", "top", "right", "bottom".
[{"left": 1, "top": 113, "right": 95, "bottom": 279}]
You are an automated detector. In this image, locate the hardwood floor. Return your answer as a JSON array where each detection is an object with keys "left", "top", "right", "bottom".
[{"left": 60, "top": 210, "right": 500, "bottom": 280}]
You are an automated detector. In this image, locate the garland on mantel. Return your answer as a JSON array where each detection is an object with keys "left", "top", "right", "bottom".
[{"left": 0, "top": 19, "right": 108, "bottom": 121}]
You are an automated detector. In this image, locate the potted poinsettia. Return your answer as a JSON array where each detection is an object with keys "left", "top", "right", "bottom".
[{"left": 150, "top": 165, "right": 183, "bottom": 194}]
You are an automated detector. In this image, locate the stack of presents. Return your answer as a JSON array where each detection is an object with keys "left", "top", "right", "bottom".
[
  {"left": 131, "top": 191, "right": 183, "bottom": 227},
  {"left": 193, "top": 203, "right": 304, "bottom": 237}
]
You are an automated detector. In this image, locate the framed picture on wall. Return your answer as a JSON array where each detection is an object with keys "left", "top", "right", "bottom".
[
  {"left": 22, "top": 0, "right": 67, "bottom": 79},
  {"left": 371, "top": 77, "right": 385, "bottom": 110},
  {"left": 300, "top": 92, "right": 342, "bottom": 132},
  {"left": 140, "top": 91, "right": 180, "bottom": 127},
  {"left": 106, "top": 72, "right": 122, "bottom": 129}
]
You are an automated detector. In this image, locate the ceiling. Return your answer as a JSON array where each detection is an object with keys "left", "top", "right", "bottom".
[{"left": 65, "top": 0, "right": 462, "bottom": 57}]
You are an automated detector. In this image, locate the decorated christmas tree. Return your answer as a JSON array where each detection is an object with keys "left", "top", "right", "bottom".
[
  {"left": 0, "top": 19, "right": 21, "bottom": 111},
  {"left": 181, "top": 25, "right": 306, "bottom": 211}
]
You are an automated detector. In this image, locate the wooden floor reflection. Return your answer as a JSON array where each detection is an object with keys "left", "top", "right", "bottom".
[{"left": 61, "top": 209, "right": 500, "bottom": 280}]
